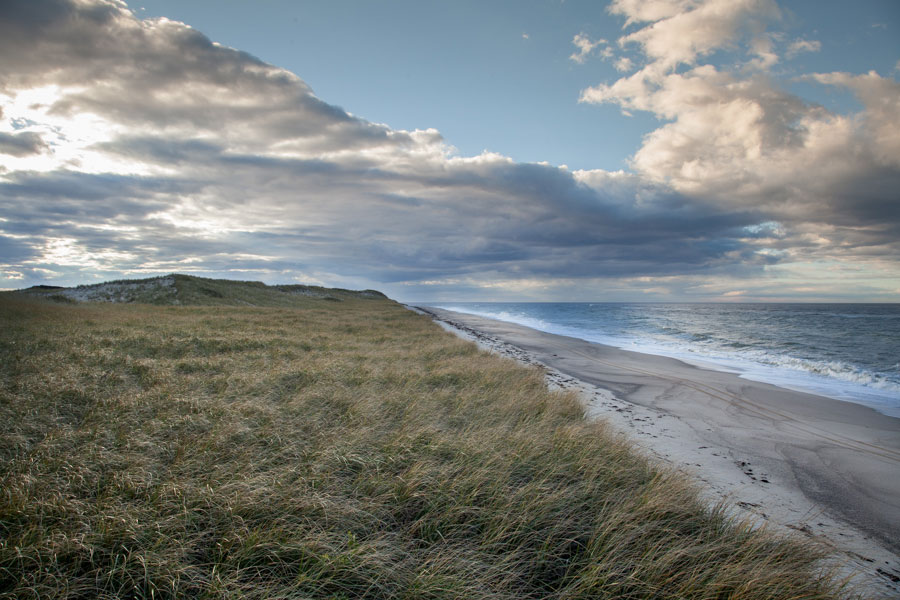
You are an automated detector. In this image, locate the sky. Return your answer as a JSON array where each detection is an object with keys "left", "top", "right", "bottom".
[{"left": 1, "top": 0, "right": 899, "bottom": 302}]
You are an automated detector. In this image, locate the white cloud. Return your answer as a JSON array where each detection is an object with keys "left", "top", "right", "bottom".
[
  {"left": 612, "top": 0, "right": 781, "bottom": 72},
  {"left": 580, "top": 1, "right": 900, "bottom": 220},
  {"left": 607, "top": 0, "right": 695, "bottom": 26},
  {"left": 748, "top": 34, "right": 779, "bottom": 70},
  {"left": 786, "top": 38, "right": 821, "bottom": 58},
  {"left": 574, "top": 0, "right": 900, "bottom": 300},
  {"left": 614, "top": 56, "right": 634, "bottom": 72},
  {"left": 807, "top": 71, "right": 900, "bottom": 165},
  {"left": 569, "top": 33, "right": 608, "bottom": 64}
]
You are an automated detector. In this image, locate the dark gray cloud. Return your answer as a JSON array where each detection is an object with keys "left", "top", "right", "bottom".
[
  {"left": 0, "top": 132, "right": 47, "bottom": 156},
  {"left": 0, "top": 171, "right": 179, "bottom": 229},
  {"left": 0, "top": 235, "right": 34, "bottom": 264}
]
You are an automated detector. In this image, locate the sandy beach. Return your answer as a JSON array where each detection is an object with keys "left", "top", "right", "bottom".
[{"left": 420, "top": 306, "right": 900, "bottom": 598}]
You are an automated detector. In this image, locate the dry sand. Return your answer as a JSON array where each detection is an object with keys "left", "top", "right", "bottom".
[{"left": 418, "top": 306, "right": 900, "bottom": 598}]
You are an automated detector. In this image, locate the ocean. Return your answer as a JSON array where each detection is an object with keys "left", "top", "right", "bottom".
[{"left": 430, "top": 302, "right": 900, "bottom": 418}]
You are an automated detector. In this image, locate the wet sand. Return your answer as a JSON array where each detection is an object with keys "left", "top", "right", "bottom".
[{"left": 419, "top": 306, "right": 900, "bottom": 598}]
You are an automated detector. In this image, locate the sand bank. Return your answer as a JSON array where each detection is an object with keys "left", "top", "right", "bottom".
[{"left": 419, "top": 306, "right": 900, "bottom": 598}]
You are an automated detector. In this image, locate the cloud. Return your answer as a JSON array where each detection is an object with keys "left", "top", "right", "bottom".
[
  {"left": 614, "top": 57, "right": 634, "bottom": 72},
  {"left": 607, "top": 0, "right": 695, "bottom": 25},
  {"left": 569, "top": 33, "right": 609, "bottom": 64},
  {"left": 578, "top": 0, "right": 900, "bottom": 286},
  {"left": 786, "top": 38, "right": 821, "bottom": 57},
  {"left": 0, "top": 1, "right": 416, "bottom": 169},
  {"left": 0, "top": 0, "right": 897, "bottom": 301},
  {"left": 0, "top": 131, "right": 47, "bottom": 156},
  {"left": 806, "top": 71, "right": 900, "bottom": 165},
  {"left": 609, "top": 0, "right": 781, "bottom": 72}
]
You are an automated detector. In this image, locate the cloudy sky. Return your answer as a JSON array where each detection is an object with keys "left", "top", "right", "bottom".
[{"left": 1, "top": 0, "right": 898, "bottom": 301}]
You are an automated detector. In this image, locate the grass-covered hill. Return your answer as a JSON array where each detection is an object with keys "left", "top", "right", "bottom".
[
  {"left": 18, "top": 274, "right": 387, "bottom": 307},
  {"left": 0, "top": 279, "right": 847, "bottom": 599}
]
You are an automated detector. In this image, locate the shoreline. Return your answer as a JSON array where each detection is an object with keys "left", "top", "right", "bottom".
[
  {"left": 427, "top": 304, "right": 900, "bottom": 420},
  {"left": 417, "top": 306, "right": 900, "bottom": 598}
]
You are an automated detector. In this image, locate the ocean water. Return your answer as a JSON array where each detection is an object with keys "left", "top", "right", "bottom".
[{"left": 431, "top": 303, "right": 900, "bottom": 418}]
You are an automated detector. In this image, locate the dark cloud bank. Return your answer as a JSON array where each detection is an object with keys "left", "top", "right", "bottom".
[{"left": 0, "top": 0, "right": 897, "bottom": 300}]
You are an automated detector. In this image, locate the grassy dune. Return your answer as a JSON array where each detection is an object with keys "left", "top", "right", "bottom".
[
  {"left": 19, "top": 274, "right": 387, "bottom": 306},
  {"left": 0, "top": 288, "right": 846, "bottom": 599}
]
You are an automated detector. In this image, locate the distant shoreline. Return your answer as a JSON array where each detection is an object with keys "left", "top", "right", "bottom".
[{"left": 419, "top": 306, "right": 900, "bottom": 598}]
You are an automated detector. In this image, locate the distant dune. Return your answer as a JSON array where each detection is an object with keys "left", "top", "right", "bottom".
[{"left": 17, "top": 274, "right": 388, "bottom": 306}]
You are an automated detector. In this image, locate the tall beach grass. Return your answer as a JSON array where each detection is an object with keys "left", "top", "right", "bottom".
[{"left": 0, "top": 291, "right": 848, "bottom": 598}]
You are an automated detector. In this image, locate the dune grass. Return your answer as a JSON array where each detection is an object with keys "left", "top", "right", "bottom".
[{"left": 0, "top": 293, "right": 847, "bottom": 599}]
